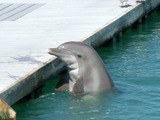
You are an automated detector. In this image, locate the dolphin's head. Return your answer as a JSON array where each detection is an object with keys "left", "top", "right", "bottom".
[
  {"left": 48, "top": 46, "right": 78, "bottom": 69},
  {"left": 48, "top": 42, "right": 92, "bottom": 93},
  {"left": 48, "top": 42, "right": 92, "bottom": 70}
]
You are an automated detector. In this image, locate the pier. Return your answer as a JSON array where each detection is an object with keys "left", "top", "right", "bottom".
[{"left": 0, "top": 0, "right": 160, "bottom": 105}]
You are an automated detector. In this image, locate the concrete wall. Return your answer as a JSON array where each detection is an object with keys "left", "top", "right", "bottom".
[
  {"left": 0, "top": 59, "right": 65, "bottom": 105},
  {"left": 84, "top": 0, "right": 160, "bottom": 47},
  {"left": 0, "top": 0, "right": 160, "bottom": 105}
]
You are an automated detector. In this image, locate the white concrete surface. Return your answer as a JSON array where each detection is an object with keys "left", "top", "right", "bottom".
[{"left": 0, "top": 0, "right": 137, "bottom": 93}]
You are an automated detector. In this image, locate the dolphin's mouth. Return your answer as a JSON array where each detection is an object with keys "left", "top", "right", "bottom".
[
  {"left": 48, "top": 48, "right": 59, "bottom": 55},
  {"left": 48, "top": 48, "right": 73, "bottom": 57},
  {"left": 48, "top": 47, "right": 80, "bottom": 69}
]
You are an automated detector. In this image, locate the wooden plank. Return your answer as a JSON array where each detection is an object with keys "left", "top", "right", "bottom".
[
  {"left": 7, "top": 4, "right": 43, "bottom": 21},
  {"left": 0, "top": 4, "right": 43, "bottom": 21},
  {"left": 0, "top": 4, "right": 12, "bottom": 11},
  {"left": 0, "top": 99, "right": 16, "bottom": 120},
  {"left": 0, "top": 4, "right": 22, "bottom": 16}
]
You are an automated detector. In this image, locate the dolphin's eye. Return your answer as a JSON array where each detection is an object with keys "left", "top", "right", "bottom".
[{"left": 77, "top": 54, "right": 82, "bottom": 58}]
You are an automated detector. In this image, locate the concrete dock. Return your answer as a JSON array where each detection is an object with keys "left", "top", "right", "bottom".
[{"left": 0, "top": 0, "right": 160, "bottom": 105}]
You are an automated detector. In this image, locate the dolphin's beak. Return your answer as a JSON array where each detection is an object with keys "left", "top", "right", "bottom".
[
  {"left": 48, "top": 48, "right": 66, "bottom": 57},
  {"left": 48, "top": 48, "right": 58, "bottom": 55}
]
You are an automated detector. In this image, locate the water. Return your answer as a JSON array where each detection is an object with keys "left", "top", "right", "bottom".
[{"left": 13, "top": 10, "right": 160, "bottom": 120}]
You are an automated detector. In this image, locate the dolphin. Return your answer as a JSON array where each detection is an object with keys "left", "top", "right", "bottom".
[{"left": 48, "top": 42, "right": 114, "bottom": 93}]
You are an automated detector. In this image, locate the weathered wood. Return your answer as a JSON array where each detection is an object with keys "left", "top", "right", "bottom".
[{"left": 0, "top": 99, "right": 16, "bottom": 120}]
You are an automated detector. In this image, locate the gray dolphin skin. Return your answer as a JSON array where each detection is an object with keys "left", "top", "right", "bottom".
[{"left": 48, "top": 42, "right": 114, "bottom": 93}]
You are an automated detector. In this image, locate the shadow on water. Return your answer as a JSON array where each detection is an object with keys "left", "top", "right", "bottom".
[{"left": 12, "top": 11, "right": 160, "bottom": 120}]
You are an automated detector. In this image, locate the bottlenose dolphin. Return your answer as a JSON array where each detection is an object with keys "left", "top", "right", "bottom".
[{"left": 48, "top": 42, "right": 114, "bottom": 93}]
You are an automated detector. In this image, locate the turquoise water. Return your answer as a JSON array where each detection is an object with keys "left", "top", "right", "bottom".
[{"left": 13, "top": 11, "right": 160, "bottom": 119}]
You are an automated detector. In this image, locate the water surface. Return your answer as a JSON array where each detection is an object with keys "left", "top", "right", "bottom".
[{"left": 13, "top": 11, "right": 160, "bottom": 120}]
